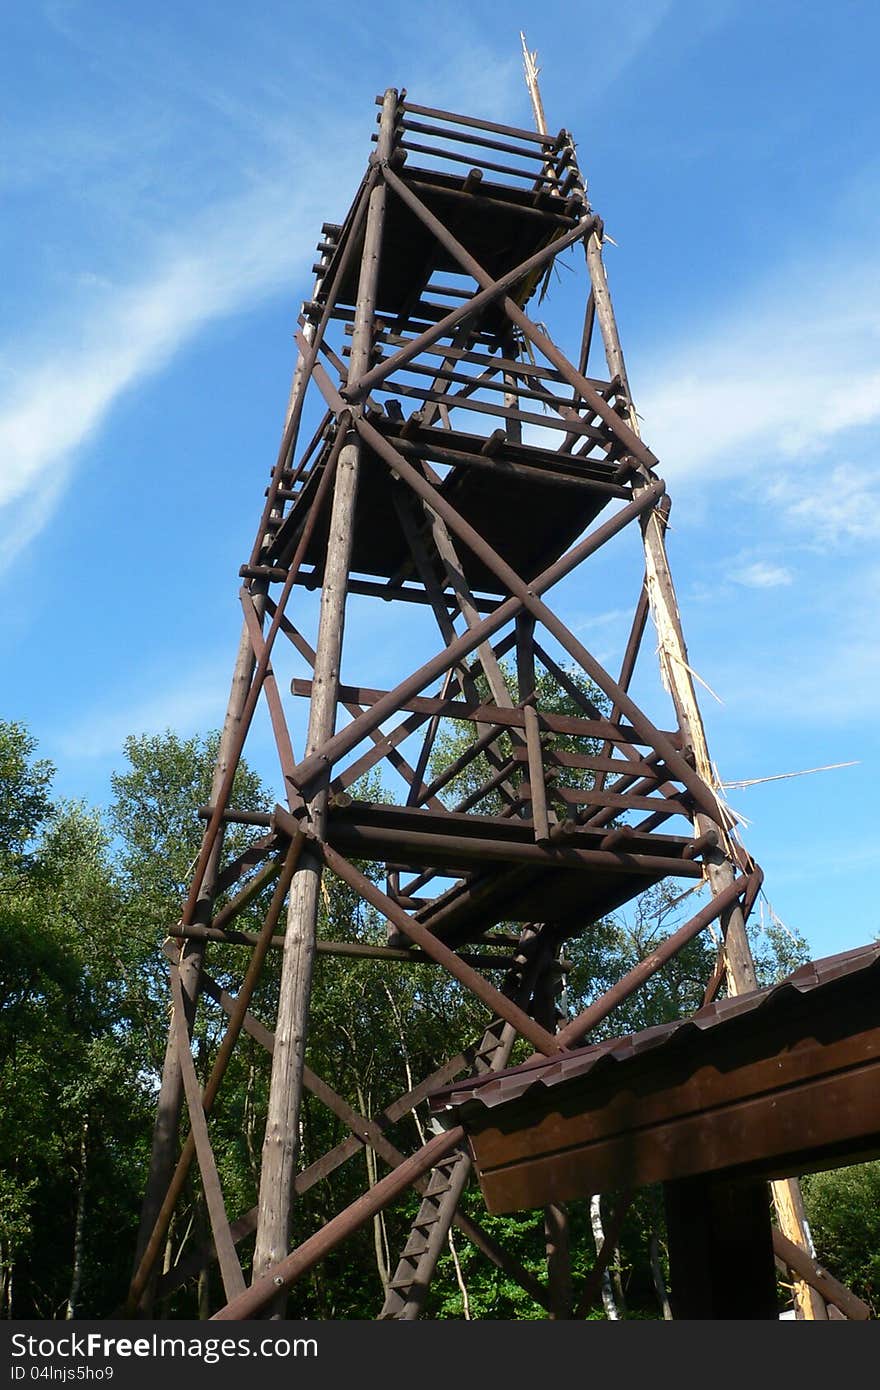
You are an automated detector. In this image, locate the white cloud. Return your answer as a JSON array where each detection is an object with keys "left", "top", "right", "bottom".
[
  {"left": 0, "top": 169, "right": 338, "bottom": 575},
  {"left": 572, "top": 606, "right": 633, "bottom": 632},
  {"left": 568, "top": 0, "right": 678, "bottom": 109},
  {"left": 635, "top": 253, "right": 880, "bottom": 490},
  {"left": 0, "top": 19, "right": 530, "bottom": 579},
  {"left": 730, "top": 561, "right": 793, "bottom": 588},
  {"left": 771, "top": 462, "right": 880, "bottom": 545},
  {"left": 713, "top": 560, "right": 880, "bottom": 725},
  {"left": 53, "top": 664, "right": 232, "bottom": 761}
]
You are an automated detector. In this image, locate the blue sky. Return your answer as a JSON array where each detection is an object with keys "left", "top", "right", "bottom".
[{"left": 2, "top": 0, "right": 879, "bottom": 961}]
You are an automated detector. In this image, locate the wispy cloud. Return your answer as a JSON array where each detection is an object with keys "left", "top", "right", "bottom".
[
  {"left": 713, "top": 559, "right": 880, "bottom": 725},
  {"left": 635, "top": 247, "right": 880, "bottom": 494},
  {"left": 53, "top": 661, "right": 234, "bottom": 761},
  {"left": 0, "top": 14, "right": 526, "bottom": 580},
  {"left": 0, "top": 164, "right": 340, "bottom": 575},
  {"left": 565, "top": 0, "right": 678, "bottom": 109},
  {"left": 572, "top": 606, "right": 634, "bottom": 632},
  {"left": 770, "top": 462, "right": 880, "bottom": 546},
  {"left": 730, "top": 560, "right": 793, "bottom": 588}
]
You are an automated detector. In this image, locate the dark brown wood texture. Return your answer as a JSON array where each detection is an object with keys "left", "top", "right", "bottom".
[{"left": 454, "top": 967, "right": 880, "bottom": 1214}]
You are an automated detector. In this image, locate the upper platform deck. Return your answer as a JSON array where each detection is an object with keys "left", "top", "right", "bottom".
[{"left": 253, "top": 98, "right": 637, "bottom": 600}]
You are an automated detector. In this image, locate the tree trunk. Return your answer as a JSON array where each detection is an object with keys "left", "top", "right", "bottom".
[
  {"left": 0, "top": 1243, "right": 11, "bottom": 1319},
  {"left": 590, "top": 1195, "right": 620, "bottom": 1320},
  {"left": 650, "top": 1232, "right": 673, "bottom": 1320},
  {"left": 447, "top": 1230, "right": 471, "bottom": 1320},
  {"left": 358, "top": 1084, "right": 391, "bottom": 1296},
  {"left": 66, "top": 1119, "right": 89, "bottom": 1319}
]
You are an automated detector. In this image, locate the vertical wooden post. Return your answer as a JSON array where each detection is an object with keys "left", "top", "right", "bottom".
[
  {"left": 502, "top": 330, "right": 523, "bottom": 445},
  {"left": 132, "top": 599, "right": 264, "bottom": 1304},
  {"left": 133, "top": 228, "right": 331, "bottom": 1306},
  {"left": 518, "top": 30, "right": 823, "bottom": 1319},
  {"left": 532, "top": 946, "right": 572, "bottom": 1319},
  {"left": 664, "top": 1175, "right": 778, "bottom": 1319},
  {"left": 582, "top": 233, "right": 827, "bottom": 1312},
  {"left": 516, "top": 615, "right": 550, "bottom": 841},
  {"left": 770, "top": 1178, "right": 828, "bottom": 1319},
  {"left": 251, "top": 89, "right": 399, "bottom": 1290}
]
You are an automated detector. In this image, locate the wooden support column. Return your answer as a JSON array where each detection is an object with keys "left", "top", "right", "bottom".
[
  {"left": 581, "top": 209, "right": 828, "bottom": 1315},
  {"left": 531, "top": 940, "right": 572, "bottom": 1319},
  {"left": 770, "top": 1177, "right": 828, "bottom": 1319},
  {"left": 502, "top": 331, "right": 523, "bottom": 445},
  {"left": 516, "top": 614, "right": 550, "bottom": 842},
  {"left": 664, "top": 1175, "right": 778, "bottom": 1320},
  {"left": 251, "top": 88, "right": 398, "bottom": 1292},
  {"left": 131, "top": 592, "right": 266, "bottom": 1307}
]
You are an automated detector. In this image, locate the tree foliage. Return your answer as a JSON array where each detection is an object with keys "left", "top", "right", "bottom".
[
  {"left": 0, "top": 713, "right": 853, "bottom": 1321},
  {"left": 0, "top": 722, "right": 154, "bottom": 1316},
  {"left": 803, "top": 1161, "right": 880, "bottom": 1314}
]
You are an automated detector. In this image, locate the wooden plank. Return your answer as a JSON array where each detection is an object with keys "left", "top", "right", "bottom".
[
  {"left": 399, "top": 116, "right": 555, "bottom": 161},
  {"left": 468, "top": 1011, "right": 880, "bottom": 1193},
  {"left": 512, "top": 746, "right": 661, "bottom": 779},
  {"left": 290, "top": 678, "right": 673, "bottom": 745},
  {"left": 325, "top": 821, "right": 704, "bottom": 877},
  {"left": 396, "top": 137, "right": 555, "bottom": 185},
  {"left": 168, "top": 965, "right": 246, "bottom": 1301},
  {"left": 350, "top": 328, "right": 614, "bottom": 391},
  {"left": 475, "top": 1057, "right": 880, "bottom": 1214},
  {"left": 381, "top": 434, "right": 626, "bottom": 495},
  {"left": 772, "top": 1229, "right": 870, "bottom": 1320},
  {"left": 376, "top": 375, "right": 608, "bottom": 437},
  {"left": 522, "top": 704, "right": 549, "bottom": 842},
  {"left": 547, "top": 785, "right": 691, "bottom": 817},
  {"left": 398, "top": 98, "right": 559, "bottom": 147}
]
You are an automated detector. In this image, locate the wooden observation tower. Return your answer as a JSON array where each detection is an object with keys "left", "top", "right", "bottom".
[{"left": 127, "top": 85, "right": 829, "bottom": 1320}]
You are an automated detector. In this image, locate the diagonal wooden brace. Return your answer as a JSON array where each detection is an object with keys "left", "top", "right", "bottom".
[
  {"left": 294, "top": 352, "right": 664, "bottom": 795},
  {"left": 377, "top": 166, "right": 658, "bottom": 471}
]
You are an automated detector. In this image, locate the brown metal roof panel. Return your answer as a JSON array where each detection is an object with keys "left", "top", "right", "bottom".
[{"left": 431, "top": 940, "right": 880, "bottom": 1115}]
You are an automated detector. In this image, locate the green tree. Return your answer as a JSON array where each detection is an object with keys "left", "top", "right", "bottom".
[
  {"left": 803, "top": 1161, "right": 880, "bottom": 1314},
  {"left": 108, "top": 730, "right": 274, "bottom": 1315},
  {"left": 0, "top": 721, "right": 53, "bottom": 868},
  {"left": 110, "top": 729, "right": 268, "bottom": 922},
  {"left": 0, "top": 724, "right": 274, "bottom": 1319},
  {"left": 0, "top": 722, "right": 154, "bottom": 1317}
]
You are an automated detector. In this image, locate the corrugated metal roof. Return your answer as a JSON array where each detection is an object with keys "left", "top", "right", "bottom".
[{"left": 431, "top": 940, "right": 880, "bottom": 1116}]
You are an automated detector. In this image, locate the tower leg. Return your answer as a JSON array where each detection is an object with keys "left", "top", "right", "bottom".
[
  {"left": 251, "top": 88, "right": 398, "bottom": 1293},
  {"left": 132, "top": 608, "right": 261, "bottom": 1309},
  {"left": 582, "top": 213, "right": 828, "bottom": 1317}
]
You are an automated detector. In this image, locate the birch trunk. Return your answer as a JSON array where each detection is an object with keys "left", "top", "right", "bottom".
[
  {"left": 590, "top": 1195, "right": 620, "bottom": 1320},
  {"left": 65, "top": 1120, "right": 88, "bottom": 1319}
]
